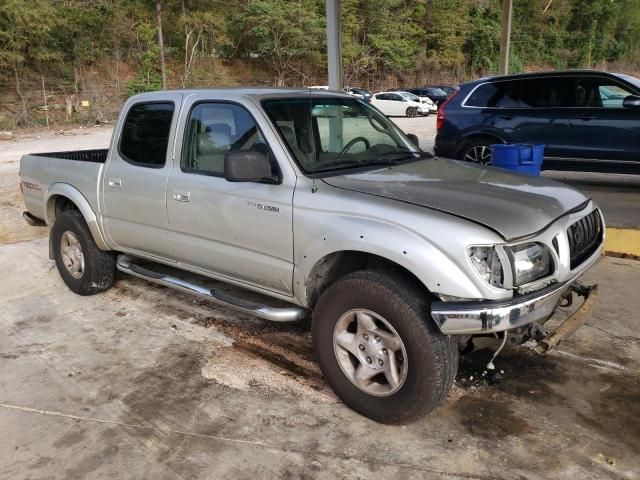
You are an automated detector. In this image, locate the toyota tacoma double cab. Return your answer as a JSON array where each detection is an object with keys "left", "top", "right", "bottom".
[{"left": 20, "top": 88, "right": 603, "bottom": 424}]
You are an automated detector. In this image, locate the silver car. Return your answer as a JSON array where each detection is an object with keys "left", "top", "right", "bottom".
[{"left": 20, "top": 89, "right": 603, "bottom": 423}]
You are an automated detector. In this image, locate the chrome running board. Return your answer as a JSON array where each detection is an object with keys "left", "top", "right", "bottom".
[{"left": 116, "top": 255, "right": 307, "bottom": 323}]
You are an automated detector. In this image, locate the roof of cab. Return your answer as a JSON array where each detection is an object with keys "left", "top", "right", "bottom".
[{"left": 128, "top": 87, "right": 353, "bottom": 102}]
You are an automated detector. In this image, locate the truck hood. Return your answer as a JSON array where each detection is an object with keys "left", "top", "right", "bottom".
[{"left": 321, "top": 158, "right": 589, "bottom": 241}]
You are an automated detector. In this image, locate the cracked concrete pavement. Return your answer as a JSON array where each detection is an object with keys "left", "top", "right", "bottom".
[{"left": 0, "top": 122, "right": 638, "bottom": 479}]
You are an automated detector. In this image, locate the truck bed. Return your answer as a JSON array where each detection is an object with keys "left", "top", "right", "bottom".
[
  {"left": 31, "top": 149, "right": 108, "bottom": 163},
  {"left": 20, "top": 149, "right": 107, "bottom": 223}
]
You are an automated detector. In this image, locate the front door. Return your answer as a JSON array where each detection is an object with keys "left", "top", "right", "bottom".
[
  {"left": 101, "top": 95, "right": 182, "bottom": 260},
  {"left": 166, "top": 100, "right": 295, "bottom": 296},
  {"left": 563, "top": 75, "right": 640, "bottom": 162}
]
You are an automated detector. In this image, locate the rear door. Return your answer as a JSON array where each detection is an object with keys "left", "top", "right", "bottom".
[
  {"left": 101, "top": 94, "right": 182, "bottom": 260},
  {"left": 371, "top": 94, "right": 392, "bottom": 115},
  {"left": 563, "top": 75, "right": 640, "bottom": 162},
  {"left": 489, "top": 77, "right": 571, "bottom": 156},
  {"left": 165, "top": 96, "right": 295, "bottom": 295},
  {"left": 387, "top": 93, "right": 408, "bottom": 115}
]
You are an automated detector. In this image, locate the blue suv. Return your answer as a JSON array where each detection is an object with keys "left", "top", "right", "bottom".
[{"left": 434, "top": 70, "right": 640, "bottom": 174}]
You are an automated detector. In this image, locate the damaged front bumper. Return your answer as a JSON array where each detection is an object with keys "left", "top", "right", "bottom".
[{"left": 430, "top": 282, "right": 598, "bottom": 346}]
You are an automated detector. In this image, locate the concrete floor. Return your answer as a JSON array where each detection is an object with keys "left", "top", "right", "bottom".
[
  {"left": 1, "top": 239, "right": 638, "bottom": 479},
  {"left": 0, "top": 122, "right": 639, "bottom": 479}
]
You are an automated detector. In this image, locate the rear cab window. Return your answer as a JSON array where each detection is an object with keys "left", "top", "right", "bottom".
[{"left": 119, "top": 102, "right": 175, "bottom": 167}]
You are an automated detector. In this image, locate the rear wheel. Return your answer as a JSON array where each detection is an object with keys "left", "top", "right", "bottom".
[
  {"left": 459, "top": 139, "right": 494, "bottom": 164},
  {"left": 312, "top": 270, "right": 458, "bottom": 424},
  {"left": 406, "top": 107, "right": 418, "bottom": 118},
  {"left": 51, "top": 209, "right": 116, "bottom": 296}
]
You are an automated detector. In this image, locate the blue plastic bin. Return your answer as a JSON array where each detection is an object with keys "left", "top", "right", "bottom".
[{"left": 491, "top": 144, "right": 544, "bottom": 176}]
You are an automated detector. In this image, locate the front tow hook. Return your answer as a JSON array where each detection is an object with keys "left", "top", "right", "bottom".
[{"left": 534, "top": 283, "right": 599, "bottom": 355}]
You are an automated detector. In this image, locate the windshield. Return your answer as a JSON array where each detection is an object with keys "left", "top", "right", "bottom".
[
  {"left": 263, "top": 97, "right": 423, "bottom": 175},
  {"left": 618, "top": 74, "right": 640, "bottom": 90}
]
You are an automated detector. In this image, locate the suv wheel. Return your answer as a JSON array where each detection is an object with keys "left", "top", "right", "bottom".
[
  {"left": 460, "top": 140, "right": 493, "bottom": 164},
  {"left": 51, "top": 209, "right": 116, "bottom": 296},
  {"left": 312, "top": 270, "right": 458, "bottom": 424},
  {"left": 406, "top": 107, "right": 418, "bottom": 118}
]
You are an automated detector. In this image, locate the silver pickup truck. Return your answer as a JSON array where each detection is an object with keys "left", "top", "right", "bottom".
[{"left": 20, "top": 89, "right": 603, "bottom": 424}]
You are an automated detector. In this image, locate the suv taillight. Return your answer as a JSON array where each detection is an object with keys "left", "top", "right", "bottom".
[{"left": 436, "top": 90, "right": 459, "bottom": 130}]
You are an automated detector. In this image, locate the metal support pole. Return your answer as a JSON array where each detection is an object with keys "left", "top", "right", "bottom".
[
  {"left": 499, "top": 0, "right": 513, "bottom": 75},
  {"left": 326, "top": 0, "right": 343, "bottom": 91}
]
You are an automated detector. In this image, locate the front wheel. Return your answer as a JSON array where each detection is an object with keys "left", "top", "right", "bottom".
[
  {"left": 406, "top": 107, "right": 418, "bottom": 118},
  {"left": 312, "top": 270, "right": 458, "bottom": 424}
]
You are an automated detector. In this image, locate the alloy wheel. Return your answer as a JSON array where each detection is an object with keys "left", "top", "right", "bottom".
[
  {"left": 464, "top": 144, "right": 492, "bottom": 164},
  {"left": 333, "top": 309, "right": 408, "bottom": 397},
  {"left": 60, "top": 230, "right": 85, "bottom": 279}
]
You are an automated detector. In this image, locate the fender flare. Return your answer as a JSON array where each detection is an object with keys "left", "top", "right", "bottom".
[{"left": 44, "top": 183, "right": 110, "bottom": 252}]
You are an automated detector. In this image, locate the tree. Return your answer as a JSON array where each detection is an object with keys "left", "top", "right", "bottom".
[
  {"left": 155, "top": 0, "right": 167, "bottom": 88},
  {"left": 0, "top": 0, "right": 59, "bottom": 125},
  {"left": 235, "top": 0, "right": 324, "bottom": 86}
]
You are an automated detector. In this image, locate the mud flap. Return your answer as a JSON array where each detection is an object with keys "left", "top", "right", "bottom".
[{"left": 534, "top": 284, "right": 599, "bottom": 355}]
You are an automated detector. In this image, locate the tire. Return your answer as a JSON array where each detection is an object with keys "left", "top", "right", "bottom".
[
  {"left": 51, "top": 209, "right": 116, "bottom": 296},
  {"left": 459, "top": 139, "right": 494, "bottom": 164},
  {"left": 312, "top": 270, "right": 458, "bottom": 424},
  {"left": 406, "top": 107, "right": 417, "bottom": 118}
]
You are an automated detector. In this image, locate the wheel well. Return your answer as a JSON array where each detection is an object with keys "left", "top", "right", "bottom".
[
  {"left": 306, "top": 251, "right": 428, "bottom": 308},
  {"left": 455, "top": 134, "right": 503, "bottom": 159},
  {"left": 47, "top": 195, "right": 79, "bottom": 224}
]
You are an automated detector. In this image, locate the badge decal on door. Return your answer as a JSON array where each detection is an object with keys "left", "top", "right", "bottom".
[{"left": 247, "top": 201, "right": 280, "bottom": 213}]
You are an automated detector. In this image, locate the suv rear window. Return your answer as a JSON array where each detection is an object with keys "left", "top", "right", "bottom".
[{"left": 119, "top": 102, "right": 175, "bottom": 167}]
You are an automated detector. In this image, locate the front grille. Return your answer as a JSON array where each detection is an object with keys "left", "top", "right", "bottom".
[{"left": 568, "top": 209, "right": 603, "bottom": 269}]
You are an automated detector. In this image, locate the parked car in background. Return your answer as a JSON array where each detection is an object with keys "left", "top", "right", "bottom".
[
  {"left": 407, "top": 87, "right": 449, "bottom": 107},
  {"left": 427, "top": 85, "right": 459, "bottom": 97},
  {"left": 370, "top": 91, "right": 430, "bottom": 117},
  {"left": 397, "top": 91, "right": 437, "bottom": 114},
  {"left": 345, "top": 87, "right": 373, "bottom": 103},
  {"left": 434, "top": 70, "right": 640, "bottom": 173}
]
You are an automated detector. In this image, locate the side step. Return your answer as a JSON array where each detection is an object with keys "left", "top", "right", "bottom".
[{"left": 116, "top": 255, "right": 307, "bottom": 323}]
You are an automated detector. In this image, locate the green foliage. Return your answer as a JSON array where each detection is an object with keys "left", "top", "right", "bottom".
[
  {"left": 230, "top": 0, "right": 324, "bottom": 84},
  {"left": 1, "top": 0, "right": 640, "bottom": 112},
  {"left": 127, "top": 21, "right": 164, "bottom": 94}
]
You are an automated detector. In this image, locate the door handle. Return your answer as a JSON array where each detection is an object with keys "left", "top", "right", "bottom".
[
  {"left": 499, "top": 115, "right": 513, "bottom": 120},
  {"left": 579, "top": 116, "right": 596, "bottom": 121},
  {"left": 172, "top": 191, "right": 191, "bottom": 202},
  {"left": 107, "top": 178, "right": 122, "bottom": 188}
]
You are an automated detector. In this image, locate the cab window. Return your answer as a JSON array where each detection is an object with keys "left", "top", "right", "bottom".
[
  {"left": 119, "top": 102, "right": 175, "bottom": 167},
  {"left": 182, "top": 102, "right": 271, "bottom": 176}
]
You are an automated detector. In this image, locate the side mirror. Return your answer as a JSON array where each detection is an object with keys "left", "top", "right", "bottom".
[
  {"left": 406, "top": 133, "right": 420, "bottom": 148},
  {"left": 224, "top": 150, "right": 278, "bottom": 184},
  {"left": 622, "top": 95, "right": 640, "bottom": 108}
]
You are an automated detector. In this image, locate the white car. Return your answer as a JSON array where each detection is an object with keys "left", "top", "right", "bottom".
[{"left": 370, "top": 91, "right": 430, "bottom": 117}]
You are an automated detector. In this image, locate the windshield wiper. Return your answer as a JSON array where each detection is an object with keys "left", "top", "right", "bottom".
[
  {"left": 374, "top": 150, "right": 433, "bottom": 161},
  {"left": 313, "top": 158, "right": 400, "bottom": 172}
]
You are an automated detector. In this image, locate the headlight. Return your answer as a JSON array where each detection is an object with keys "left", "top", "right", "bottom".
[
  {"left": 506, "top": 242, "right": 552, "bottom": 286},
  {"left": 468, "top": 246, "right": 504, "bottom": 288}
]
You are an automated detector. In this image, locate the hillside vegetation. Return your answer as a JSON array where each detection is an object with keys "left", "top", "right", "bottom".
[{"left": 1, "top": 0, "right": 639, "bottom": 127}]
